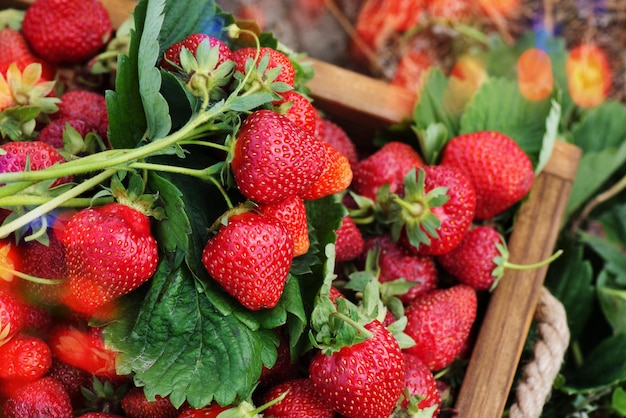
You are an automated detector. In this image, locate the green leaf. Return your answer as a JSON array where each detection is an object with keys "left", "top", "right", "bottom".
[
  {"left": 535, "top": 92, "right": 562, "bottom": 175},
  {"left": 612, "top": 386, "right": 626, "bottom": 415},
  {"left": 598, "top": 203, "right": 626, "bottom": 247},
  {"left": 570, "top": 101, "right": 626, "bottom": 153},
  {"left": 105, "top": 261, "right": 277, "bottom": 408},
  {"left": 228, "top": 93, "right": 275, "bottom": 112},
  {"left": 597, "top": 270, "right": 626, "bottom": 335},
  {"left": 580, "top": 232, "right": 626, "bottom": 284},
  {"left": 412, "top": 122, "right": 449, "bottom": 165}
]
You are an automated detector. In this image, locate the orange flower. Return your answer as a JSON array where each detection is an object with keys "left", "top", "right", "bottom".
[
  {"left": 517, "top": 48, "right": 553, "bottom": 101},
  {"left": 566, "top": 44, "right": 611, "bottom": 108}
]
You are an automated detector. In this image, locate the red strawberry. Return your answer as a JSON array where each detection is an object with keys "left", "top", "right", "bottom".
[
  {"left": 300, "top": 141, "right": 353, "bottom": 201},
  {"left": 258, "top": 330, "right": 302, "bottom": 390},
  {"left": 37, "top": 117, "right": 99, "bottom": 149},
  {"left": 0, "top": 141, "right": 73, "bottom": 187},
  {"left": 177, "top": 403, "right": 229, "bottom": 418},
  {"left": 201, "top": 211, "right": 294, "bottom": 310},
  {"left": 391, "top": 46, "right": 434, "bottom": 93},
  {"left": 161, "top": 33, "right": 232, "bottom": 71},
  {"left": 0, "top": 28, "right": 56, "bottom": 81},
  {"left": 46, "top": 356, "right": 92, "bottom": 402},
  {"left": 59, "top": 202, "right": 159, "bottom": 315},
  {"left": 0, "top": 334, "right": 52, "bottom": 382},
  {"left": 0, "top": 289, "right": 28, "bottom": 345},
  {"left": 231, "top": 46, "right": 296, "bottom": 86},
  {"left": 2, "top": 376, "right": 73, "bottom": 418},
  {"left": 78, "top": 413, "right": 125, "bottom": 418},
  {"left": 53, "top": 90, "right": 109, "bottom": 141},
  {"left": 121, "top": 387, "right": 179, "bottom": 418},
  {"left": 352, "top": 141, "right": 424, "bottom": 200},
  {"left": 399, "top": 353, "right": 442, "bottom": 415},
  {"left": 334, "top": 215, "right": 365, "bottom": 263},
  {"left": 309, "top": 319, "right": 405, "bottom": 418},
  {"left": 363, "top": 235, "right": 438, "bottom": 305},
  {"left": 257, "top": 195, "right": 310, "bottom": 257},
  {"left": 231, "top": 109, "right": 326, "bottom": 205},
  {"left": 21, "top": 0, "right": 113, "bottom": 64},
  {"left": 403, "top": 284, "right": 477, "bottom": 371},
  {"left": 396, "top": 165, "right": 476, "bottom": 256},
  {"left": 319, "top": 118, "right": 358, "bottom": 170},
  {"left": 440, "top": 130, "right": 534, "bottom": 220},
  {"left": 273, "top": 90, "right": 318, "bottom": 136},
  {"left": 261, "top": 378, "right": 334, "bottom": 418}
]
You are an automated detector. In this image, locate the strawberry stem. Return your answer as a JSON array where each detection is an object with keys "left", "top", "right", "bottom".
[
  {"left": 0, "top": 263, "right": 65, "bottom": 285},
  {"left": 504, "top": 249, "right": 563, "bottom": 270},
  {"left": 331, "top": 311, "right": 374, "bottom": 339},
  {"left": 0, "top": 195, "right": 113, "bottom": 208}
]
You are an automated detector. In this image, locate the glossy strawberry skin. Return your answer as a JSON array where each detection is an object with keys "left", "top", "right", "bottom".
[
  {"left": 319, "top": 118, "right": 358, "bottom": 170},
  {"left": 352, "top": 141, "right": 424, "bottom": 200},
  {"left": 401, "top": 353, "right": 442, "bottom": 414},
  {"left": 0, "top": 28, "right": 56, "bottom": 81},
  {"left": 301, "top": 141, "right": 353, "bottom": 201},
  {"left": 309, "top": 320, "right": 406, "bottom": 418},
  {"left": 2, "top": 376, "right": 73, "bottom": 418},
  {"left": 21, "top": 0, "right": 113, "bottom": 64},
  {"left": 0, "top": 334, "right": 52, "bottom": 382},
  {"left": 257, "top": 195, "right": 310, "bottom": 257},
  {"left": 231, "top": 109, "right": 326, "bottom": 205},
  {"left": 201, "top": 211, "right": 294, "bottom": 310},
  {"left": 403, "top": 285, "right": 477, "bottom": 371},
  {"left": 262, "top": 378, "right": 335, "bottom": 418},
  {"left": 231, "top": 46, "right": 296, "bottom": 86},
  {"left": 273, "top": 90, "right": 318, "bottom": 136},
  {"left": 0, "top": 141, "right": 73, "bottom": 187},
  {"left": 60, "top": 202, "right": 159, "bottom": 314},
  {"left": 440, "top": 131, "right": 534, "bottom": 220},
  {"left": 161, "top": 33, "right": 232, "bottom": 71},
  {"left": 334, "top": 215, "right": 365, "bottom": 263},
  {"left": 177, "top": 403, "right": 229, "bottom": 418}
]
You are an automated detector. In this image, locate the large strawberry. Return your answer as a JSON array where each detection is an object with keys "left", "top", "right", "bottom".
[
  {"left": 273, "top": 90, "right": 319, "bottom": 136},
  {"left": 261, "top": 378, "right": 335, "bottom": 418},
  {"left": 59, "top": 201, "right": 159, "bottom": 315},
  {"left": 2, "top": 376, "right": 73, "bottom": 418},
  {"left": 440, "top": 130, "right": 534, "bottom": 220},
  {"left": 403, "top": 284, "right": 477, "bottom": 371},
  {"left": 309, "top": 319, "right": 406, "bottom": 418},
  {"left": 0, "top": 141, "right": 73, "bottom": 187},
  {"left": 21, "top": 0, "right": 113, "bottom": 64},
  {"left": 201, "top": 210, "right": 294, "bottom": 310},
  {"left": 231, "top": 109, "right": 326, "bottom": 204}
]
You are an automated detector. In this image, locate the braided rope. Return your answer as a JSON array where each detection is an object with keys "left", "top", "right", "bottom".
[{"left": 509, "top": 287, "right": 571, "bottom": 418}]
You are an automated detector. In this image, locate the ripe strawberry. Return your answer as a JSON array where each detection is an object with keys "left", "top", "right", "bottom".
[
  {"left": 2, "top": 376, "right": 73, "bottom": 418},
  {"left": 363, "top": 234, "right": 438, "bottom": 305},
  {"left": 0, "top": 141, "right": 73, "bottom": 187},
  {"left": 52, "top": 89, "right": 109, "bottom": 141},
  {"left": 0, "top": 289, "right": 28, "bottom": 345},
  {"left": 261, "top": 378, "right": 334, "bottom": 418},
  {"left": 399, "top": 353, "right": 442, "bottom": 415},
  {"left": 161, "top": 33, "right": 232, "bottom": 71},
  {"left": 59, "top": 202, "right": 159, "bottom": 315},
  {"left": 121, "top": 387, "right": 179, "bottom": 418},
  {"left": 21, "top": 0, "right": 113, "bottom": 64},
  {"left": 257, "top": 195, "right": 310, "bottom": 257},
  {"left": 300, "top": 140, "right": 353, "bottom": 201},
  {"left": 201, "top": 211, "right": 294, "bottom": 310},
  {"left": 46, "top": 356, "right": 92, "bottom": 402},
  {"left": 309, "top": 319, "right": 405, "bottom": 418},
  {"left": 335, "top": 215, "right": 365, "bottom": 263},
  {"left": 231, "top": 109, "right": 326, "bottom": 204},
  {"left": 319, "top": 118, "right": 358, "bottom": 170},
  {"left": 258, "top": 330, "right": 302, "bottom": 390},
  {"left": 0, "top": 28, "right": 56, "bottom": 81},
  {"left": 0, "top": 333, "right": 52, "bottom": 382},
  {"left": 273, "top": 90, "right": 318, "bottom": 136},
  {"left": 440, "top": 130, "right": 535, "bottom": 220},
  {"left": 352, "top": 141, "right": 424, "bottom": 200},
  {"left": 403, "top": 284, "right": 477, "bottom": 371},
  {"left": 177, "top": 403, "right": 229, "bottom": 418},
  {"left": 231, "top": 46, "right": 296, "bottom": 86},
  {"left": 37, "top": 117, "right": 100, "bottom": 149},
  {"left": 566, "top": 43, "right": 611, "bottom": 108},
  {"left": 77, "top": 413, "right": 125, "bottom": 418}
]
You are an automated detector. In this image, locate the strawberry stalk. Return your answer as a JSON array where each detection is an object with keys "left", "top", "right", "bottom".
[{"left": 0, "top": 263, "right": 65, "bottom": 285}]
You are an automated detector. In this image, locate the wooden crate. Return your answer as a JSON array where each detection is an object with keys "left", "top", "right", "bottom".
[{"left": 1, "top": 0, "right": 583, "bottom": 416}]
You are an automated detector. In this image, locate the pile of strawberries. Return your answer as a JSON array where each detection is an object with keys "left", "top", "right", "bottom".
[{"left": 0, "top": 0, "right": 545, "bottom": 417}]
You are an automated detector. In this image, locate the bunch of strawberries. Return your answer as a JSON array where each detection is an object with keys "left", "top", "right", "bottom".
[{"left": 0, "top": 0, "right": 546, "bottom": 417}]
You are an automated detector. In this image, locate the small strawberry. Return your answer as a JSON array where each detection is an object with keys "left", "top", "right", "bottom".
[
  {"left": 52, "top": 89, "right": 109, "bottom": 142},
  {"left": 403, "top": 284, "right": 477, "bottom": 371},
  {"left": 261, "top": 378, "right": 335, "bottom": 418},
  {"left": 201, "top": 210, "right": 294, "bottom": 310},
  {"left": 0, "top": 333, "right": 52, "bottom": 382},
  {"left": 231, "top": 109, "right": 326, "bottom": 204},
  {"left": 37, "top": 117, "right": 100, "bottom": 150},
  {"left": 0, "top": 27, "right": 56, "bottom": 82},
  {"left": 177, "top": 403, "right": 229, "bottom": 418},
  {"left": 352, "top": 141, "right": 424, "bottom": 201},
  {"left": 121, "top": 387, "right": 179, "bottom": 418},
  {"left": 440, "top": 130, "right": 534, "bottom": 220},
  {"left": 300, "top": 140, "right": 353, "bottom": 201},
  {"left": 161, "top": 33, "right": 232, "bottom": 71},
  {"left": 0, "top": 141, "right": 73, "bottom": 187},
  {"left": 398, "top": 353, "right": 442, "bottom": 415},
  {"left": 318, "top": 118, "right": 358, "bottom": 170},
  {"left": 21, "top": 0, "right": 113, "bottom": 64},
  {"left": 2, "top": 376, "right": 73, "bottom": 418},
  {"left": 309, "top": 319, "right": 406, "bottom": 418},
  {"left": 273, "top": 90, "right": 318, "bottom": 136},
  {"left": 257, "top": 195, "right": 310, "bottom": 257},
  {"left": 335, "top": 215, "right": 365, "bottom": 263},
  {"left": 231, "top": 46, "right": 296, "bottom": 86}
]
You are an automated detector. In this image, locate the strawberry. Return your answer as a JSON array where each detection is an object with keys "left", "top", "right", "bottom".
[
  {"left": 318, "top": 118, "right": 358, "bottom": 170},
  {"left": 201, "top": 210, "right": 294, "bottom": 310},
  {"left": 21, "top": 0, "right": 113, "bottom": 64},
  {"left": 177, "top": 403, "right": 229, "bottom": 418},
  {"left": 52, "top": 89, "right": 109, "bottom": 141},
  {"left": 363, "top": 234, "right": 438, "bottom": 305},
  {"left": 261, "top": 378, "right": 335, "bottom": 418},
  {"left": 0, "top": 333, "right": 52, "bottom": 382},
  {"left": 0, "top": 141, "right": 73, "bottom": 187},
  {"left": 398, "top": 353, "right": 442, "bottom": 415},
  {"left": 0, "top": 289, "right": 28, "bottom": 345},
  {"left": 352, "top": 141, "right": 424, "bottom": 200},
  {"left": 161, "top": 33, "right": 232, "bottom": 71},
  {"left": 46, "top": 356, "right": 92, "bottom": 402},
  {"left": 37, "top": 117, "right": 100, "bottom": 150},
  {"left": 334, "top": 215, "right": 365, "bottom": 263},
  {"left": 0, "top": 28, "right": 56, "bottom": 82},
  {"left": 309, "top": 319, "right": 405, "bottom": 418},
  {"left": 2, "top": 376, "right": 73, "bottom": 418},
  {"left": 517, "top": 48, "right": 554, "bottom": 101},
  {"left": 273, "top": 90, "right": 318, "bottom": 136},
  {"left": 59, "top": 201, "right": 159, "bottom": 315},
  {"left": 258, "top": 330, "right": 302, "bottom": 390},
  {"left": 257, "top": 195, "right": 310, "bottom": 257},
  {"left": 121, "top": 387, "right": 179, "bottom": 418},
  {"left": 440, "top": 130, "right": 534, "bottom": 220},
  {"left": 391, "top": 46, "right": 434, "bottom": 93},
  {"left": 231, "top": 109, "right": 326, "bottom": 204},
  {"left": 231, "top": 46, "right": 296, "bottom": 86},
  {"left": 566, "top": 43, "right": 611, "bottom": 108},
  {"left": 78, "top": 413, "right": 125, "bottom": 418},
  {"left": 300, "top": 140, "right": 353, "bottom": 201},
  {"left": 403, "top": 284, "right": 477, "bottom": 371}
]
